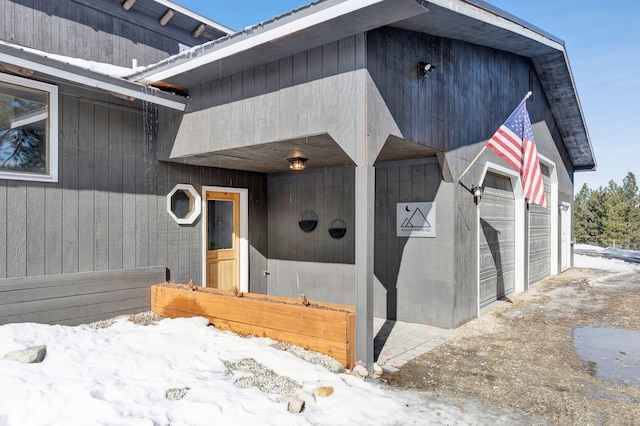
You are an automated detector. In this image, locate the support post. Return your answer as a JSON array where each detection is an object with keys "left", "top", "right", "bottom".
[{"left": 355, "top": 164, "right": 374, "bottom": 368}]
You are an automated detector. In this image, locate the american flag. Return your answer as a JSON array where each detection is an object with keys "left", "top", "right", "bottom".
[{"left": 486, "top": 99, "right": 546, "bottom": 207}]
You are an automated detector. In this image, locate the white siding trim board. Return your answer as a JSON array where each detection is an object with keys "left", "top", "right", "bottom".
[{"left": 537, "top": 154, "right": 559, "bottom": 275}]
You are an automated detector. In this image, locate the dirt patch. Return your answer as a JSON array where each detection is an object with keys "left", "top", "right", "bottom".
[{"left": 383, "top": 267, "right": 640, "bottom": 425}]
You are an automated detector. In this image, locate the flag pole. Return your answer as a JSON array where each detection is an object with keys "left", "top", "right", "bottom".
[
  {"left": 457, "top": 91, "right": 532, "bottom": 182},
  {"left": 457, "top": 146, "right": 487, "bottom": 182}
]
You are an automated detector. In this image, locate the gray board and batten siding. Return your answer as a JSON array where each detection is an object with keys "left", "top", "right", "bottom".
[
  {"left": 0, "top": 0, "right": 203, "bottom": 67},
  {"left": 1, "top": 20, "right": 580, "bottom": 328},
  {"left": 155, "top": 108, "right": 269, "bottom": 293},
  {"left": 0, "top": 267, "right": 166, "bottom": 325},
  {"left": 265, "top": 167, "right": 356, "bottom": 305},
  {"left": 0, "top": 89, "right": 167, "bottom": 324},
  {"left": 366, "top": 27, "right": 575, "bottom": 326},
  {"left": 169, "top": 34, "right": 368, "bottom": 168},
  {"left": 373, "top": 159, "right": 457, "bottom": 326},
  {"left": 162, "top": 27, "right": 578, "bottom": 328},
  {"left": 0, "top": 85, "right": 268, "bottom": 325}
]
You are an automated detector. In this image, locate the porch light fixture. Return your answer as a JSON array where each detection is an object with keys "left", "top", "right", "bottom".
[
  {"left": 418, "top": 61, "right": 436, "bottom": 77},
  {"left": 287, "top": 157, "right": 307, "bottom": 171},
  {"left": 472, "top": 185, "right": 483, "bottom": 204}
]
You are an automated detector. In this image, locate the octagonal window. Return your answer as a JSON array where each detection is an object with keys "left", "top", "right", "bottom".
[{"left": 167, "top": 184, "right": 201, "bottom": 225}]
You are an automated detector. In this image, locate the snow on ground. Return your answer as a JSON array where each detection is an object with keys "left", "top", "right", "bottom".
[
  {"left": 0, "top": 316, "right": 477, "bottom": 426},
  {"left": 575, "top": 245, "right": 640, "bottom": 274},
  {"left": 2, "top": 249, "right": 639, "bottom": 425},
  {"left": 575, "top": 244, "right": 640, "bottom": 266}
]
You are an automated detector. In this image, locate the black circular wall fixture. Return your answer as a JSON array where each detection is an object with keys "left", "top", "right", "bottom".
[
  {"left": 328, "top": 219, "right": 347, "bottom": 239},
  {"left": 298, "top": 210, "right": 318, "bottom": 232}
]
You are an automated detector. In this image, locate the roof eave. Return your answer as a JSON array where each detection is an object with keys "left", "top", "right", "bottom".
[
  {"left": 131, "top": 0, "right": 428, "bottom": 84},
  {"left": 0, "top": 44, "right": 186, "bottom": 111},
  {"left": 151, "top": 0, "right": 235, "bottom": 36},
  {"left": 129, "top": 0, "right": 595, "bottom": 171},
  {"left": 395, "top": 0, "right": 596, "bottom": 171}
]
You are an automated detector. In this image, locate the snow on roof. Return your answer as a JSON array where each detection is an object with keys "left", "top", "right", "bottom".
[
  {"left": 0, "top": 40, "right": 141, "bottom": 79},
  {"left": 0, "top": 40, "right": 186, "bottom": 111}
]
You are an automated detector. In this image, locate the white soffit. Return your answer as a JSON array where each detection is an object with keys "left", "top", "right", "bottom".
[{"left": 428, "top": 0, "right": 565, "bottom": 51}]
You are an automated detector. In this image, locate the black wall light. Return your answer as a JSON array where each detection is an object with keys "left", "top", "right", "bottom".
[
  {"left": 471, "top": 185, "right": 483, "bottom": 204},
  {"left": 418, "top": 61, "right": 436, "bottom": 77}
]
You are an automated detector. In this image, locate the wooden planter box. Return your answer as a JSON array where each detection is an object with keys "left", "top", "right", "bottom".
[{"left": 151, "top": 284, "right": 356, "bottom": 368}]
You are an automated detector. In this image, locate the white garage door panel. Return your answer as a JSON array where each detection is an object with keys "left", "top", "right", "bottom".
[
  {"left": 479, "top": 173, "right": 516, "bottom": 307},
  {"left": 529, "top": 164, "right": 551, "bottom": 285}
]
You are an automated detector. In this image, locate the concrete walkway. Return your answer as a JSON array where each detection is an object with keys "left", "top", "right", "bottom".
[{"left": 373, "top": 317, "right": 459, "bottom": 372}]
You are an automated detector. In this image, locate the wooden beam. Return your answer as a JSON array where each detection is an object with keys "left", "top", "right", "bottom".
[
  {"left": 108, "top": 91, "right": 136, "bottom": 102},
  {"left": 192, "top": 23, "right": 207, "bottom": 39},
  {"left": 137, "top": 79, "right": 189, "bottom": 97},
  {"left": 160, "top": 9, "right": 175, "bottom": 26},
  {"left": 0, "top": 62, "right": 34, "bottom": 76},
  {"left": 122, "top": 0, "right": 136, "bottom": 11}
]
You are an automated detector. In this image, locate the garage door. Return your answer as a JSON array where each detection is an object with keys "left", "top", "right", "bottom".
[
  {"left": 529, "top": 164, "right": 551, "bottom": 285},
  {"left": 479, "top": 173, "right": 516, "bottom": 307}
]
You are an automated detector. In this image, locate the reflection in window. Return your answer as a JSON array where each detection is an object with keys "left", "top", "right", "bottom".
[
  {"left": 170, "top": 190, "right": 192, "bottom": 219},
  {"left": 0, "top": 74, "right": 57, "bottom": 182},
  {"left": 0, "top": 82, "right": 47, "bottom": 173},
  {"left": 208, "top": 200, "right": 233, "bottom": 250}
]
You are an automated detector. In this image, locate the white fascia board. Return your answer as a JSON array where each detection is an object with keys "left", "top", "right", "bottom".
[
  {"left": 152, "top": 0, "right": 235, "bottom": 35},
  {"left": 0, "top": 52, "right": 186, "bottom": 111},
  {"left": 427, "top": 0, "right": 565, "bottom": 52},
  {"left": 142, "top": 0, "right": 386, "bottom": 83}
]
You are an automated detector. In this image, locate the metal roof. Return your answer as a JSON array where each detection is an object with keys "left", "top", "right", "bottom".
[{"left": 131, "top": 0, "right": 595, "bottom": 171}]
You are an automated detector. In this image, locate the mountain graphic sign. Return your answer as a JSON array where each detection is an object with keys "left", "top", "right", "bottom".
[{"left": 396, "top": 202, "right": 436, "bottom": 238}]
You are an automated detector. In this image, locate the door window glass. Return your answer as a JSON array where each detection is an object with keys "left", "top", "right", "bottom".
[{"left": 208, "top": 199, "right": 233, "bottom": 250}]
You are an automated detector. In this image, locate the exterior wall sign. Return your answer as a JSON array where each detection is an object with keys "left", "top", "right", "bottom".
[{"left": 397, "top": 202, "right": 436, "bottom": 238}]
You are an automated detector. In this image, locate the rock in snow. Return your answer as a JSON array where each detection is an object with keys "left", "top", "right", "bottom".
[
  {"left": 277, "top": 395, "right": 306, "bottom": 413},
  {"left": 314, "top": 386, "right": 334, "bottom": 398},
  {"left": 2, "top": 345, "right": 47, "bottom": 364},
  {"left": 165, "top": 387, "right": 190, "bottom": 401},
  {"left": 351, "top": 365, "right": 369, "bottom": 379}
]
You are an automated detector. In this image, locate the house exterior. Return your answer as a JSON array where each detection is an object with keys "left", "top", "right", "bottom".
[{"left": 0, "top": 0, "right": 595, "bottom": 366}]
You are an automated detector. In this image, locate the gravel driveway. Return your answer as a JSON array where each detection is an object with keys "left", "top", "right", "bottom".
[{"left": 383, "top": 265, "right": 640, "bottom": 425}]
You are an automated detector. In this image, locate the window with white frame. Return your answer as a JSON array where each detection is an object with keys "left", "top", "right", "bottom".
[{"left": 0, "top": 73, "right": 58, "bottom": 182}]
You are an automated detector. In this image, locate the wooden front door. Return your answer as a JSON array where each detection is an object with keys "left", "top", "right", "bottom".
[{"left": 205, "top": 191, "right": 240, "bottom": 290}]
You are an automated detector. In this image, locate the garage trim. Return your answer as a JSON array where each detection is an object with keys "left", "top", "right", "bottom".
[{"left": 537, "top": 154, "right": 559, "bottom": 275}]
